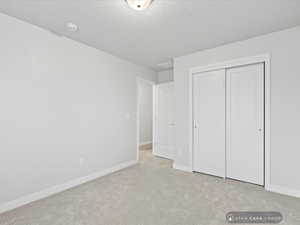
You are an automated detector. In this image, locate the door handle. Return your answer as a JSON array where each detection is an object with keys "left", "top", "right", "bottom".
[{"left": 193, "top": 120, "right": 197, "bottom": 129}]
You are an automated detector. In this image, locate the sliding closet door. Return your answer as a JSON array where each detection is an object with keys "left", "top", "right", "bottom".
[
  {"left": 193, "top": 70, "right": 226, "bottom": 177},
  {"left": 226, "top": 63, "right": 264, "bottom": 185}
]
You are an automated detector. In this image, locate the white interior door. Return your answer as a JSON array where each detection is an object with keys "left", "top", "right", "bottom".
[
  {"left": 154, "top": 82, "right": 175, "bottom": 159},
  {"left": 193, "top": 69, "right": 226, "bottom": 177},
  {"left": 226, "top": 63, "right": 264, "bottom": 185}
]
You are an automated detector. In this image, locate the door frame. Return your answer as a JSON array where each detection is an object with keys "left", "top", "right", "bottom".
[
  {"left": 188, "top": 54, "right": 271, "bottom": 190},
  {"left": 136, "top": 77, "right": 156, "bottom": 161}
]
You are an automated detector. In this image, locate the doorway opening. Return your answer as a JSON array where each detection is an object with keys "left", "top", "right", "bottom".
[
  {"left": 136, "top": 79, "right": 174, "bottom": 168},
  {"left": 137, "top": 78, "right": 155, "bottom": 162}
]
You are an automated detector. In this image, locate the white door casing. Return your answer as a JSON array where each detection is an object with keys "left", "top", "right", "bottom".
[{"left": 189, "top": 54, "right": 270, "bottom": 189}]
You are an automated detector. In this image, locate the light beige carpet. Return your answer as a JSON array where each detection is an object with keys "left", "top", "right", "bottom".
[{"left": 1, "top": 150, "right": 300, "bottom": 225}]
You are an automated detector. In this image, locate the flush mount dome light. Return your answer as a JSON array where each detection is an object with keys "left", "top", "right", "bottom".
[{"left": 125, "top": 0, "right": 153, "bottom": 11}]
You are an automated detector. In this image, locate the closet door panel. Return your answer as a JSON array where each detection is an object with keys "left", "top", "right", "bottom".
[
  {"left": 226, "top": 63, "right": 264, "bottom": 185},
  {"left": 193, "top": 69, "right": 226, "bottom": 177}
]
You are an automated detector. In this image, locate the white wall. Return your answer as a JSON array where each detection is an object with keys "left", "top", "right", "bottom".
[
  {"left": 174, "top": 26, "right": 300, "bottom": 193},
  {"left": 138, "top": 80, "right": 153, "bottom": 145},
  {"left": 0, "top": 13, "right": 156, "bottom": 207},
  {"left": 157, "top": 69, "right": 174, "bottom": 83}
]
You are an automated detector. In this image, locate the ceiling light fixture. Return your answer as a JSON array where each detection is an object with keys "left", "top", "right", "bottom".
[{"left": 125, "top": 0, "right": 153, "bottom": 11}]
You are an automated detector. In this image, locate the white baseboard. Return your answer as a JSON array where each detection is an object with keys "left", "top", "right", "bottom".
[
  {"left": 267, "top": 184, "right": 300, "bottom": 198},
  {"left": 173, "top": 163, "right": 193, "bottom": 172},
  {"left": 0, "top": 160, "right": 137, "bottom": 214},
  {"left": 152, "top": 152, "right": 172, "bottom": 160},
  {"left": 139, "top": 141, "right": 152, "bottom": 146}
]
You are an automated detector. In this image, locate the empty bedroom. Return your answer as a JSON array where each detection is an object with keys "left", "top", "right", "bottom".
[{"left": 1, "top": 1, "right": 300, "bottom": 224}]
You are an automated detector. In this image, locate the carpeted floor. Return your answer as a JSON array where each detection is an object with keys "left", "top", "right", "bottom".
[{"left": 1, "top": 149, "right": 300, "bottom": 225}]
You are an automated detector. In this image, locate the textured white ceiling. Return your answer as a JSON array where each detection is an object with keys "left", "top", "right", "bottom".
[{"left": 1, "top": 0, "right": 300, "bottom": 70}]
